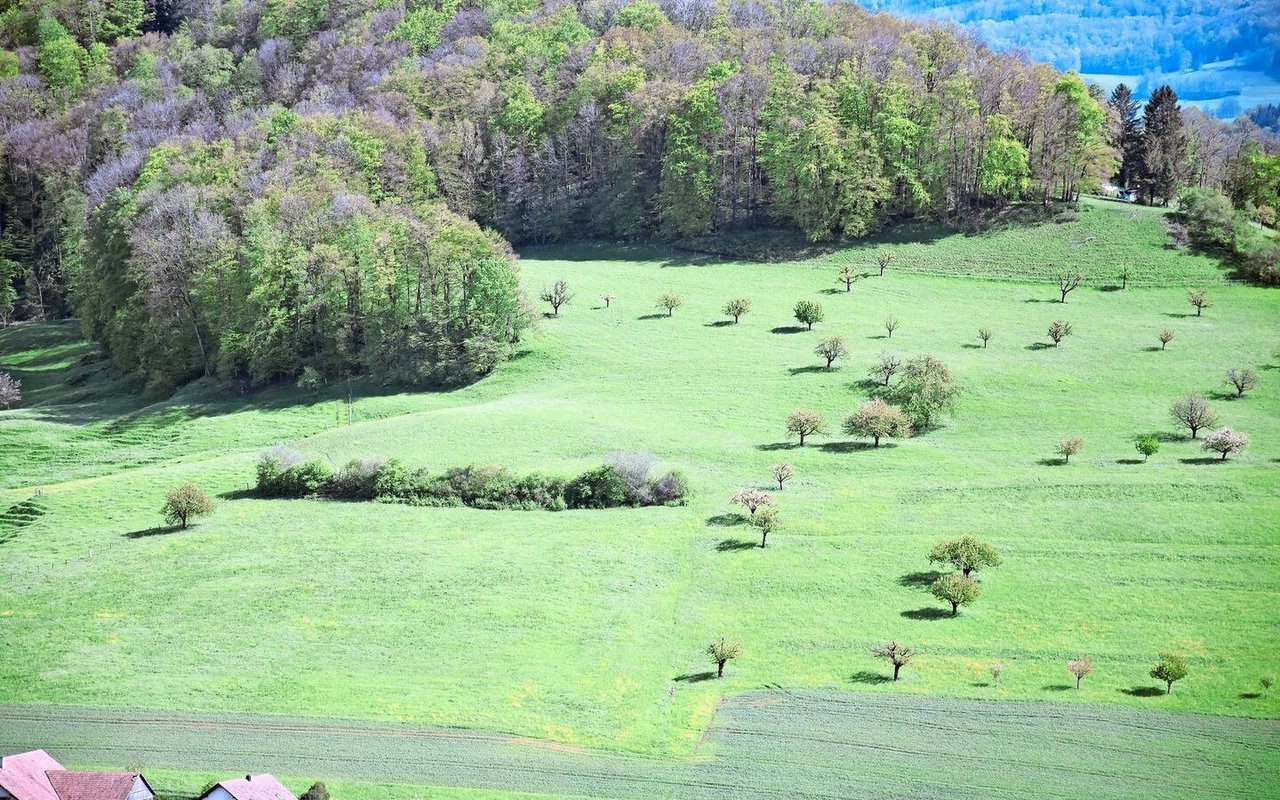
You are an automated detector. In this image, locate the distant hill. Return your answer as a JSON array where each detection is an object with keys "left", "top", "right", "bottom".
[{"left": 859, "top": 0, "right": 1280, "bottom": 117}]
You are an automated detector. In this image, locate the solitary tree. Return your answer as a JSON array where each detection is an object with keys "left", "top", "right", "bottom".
[
  {"left": 1067, "top": 657, "right": 1093, "bottom": 690},
  {"left": 891, "top": 355, "right": 958, "bottom": 428},
  {"left": 1171, "top": 393, "right": 1217, "bottom": 439},
  {"left": 871, "top": 641, "right": 915, "bottom": 681},
  {"left": 601, "top": 294, "right": 614, "bottom": 308},
  {"left": 1047, "top": 321, "right": 1073, "bottom": 347},
  {"left": 1225, "top": 368, "right": 1259, "bottom": 397},
  {"left": 1135, "top": 435, "right": 1160, "bottom": 461},
  {"left": 989, "top": 662, "right": 1004, "bottom": 686},
  {"left": 1056, "top": 271, "right": 1083, "bottom": 303},
  {"left": 838, "top": 264, "right": 863, "bottom": 292},
  {"left": 539, "top": 280, "right": 573, "bottom": 315},
  {"left": 1203, "top": 427, "right": 1249, "bottom": 460},
  {"left": 931, "top": 573, "right": 980, "bottom": 616},
  {"left": 977, "top": 328, "right": 992, "bottom": 348},
  {"left": 1187, "top": 289, "right": 1212, "bottom": 316},
  {"left": 815, "top": 336, "right": 849, "bottom": 369},
  {"left": 786, "top": 410, "right": 826, "bottom": 445},
  {"left": 1261, "top": 675, "right": 1274, "bottom": 695},
  {"left": 870, "top": 351, "right": 902, "bottom": 386},
  {"left": 0, "top": 372, "right": 20, "bottom": 409},
  {"left": 844, "top": 398, "right": 912, "bottom": 447},
  {"left": 928, "top": 536, "right": 1001, "bottom": 577},
  {"left": 731, "top": 489, "right": 774, "bottom": 517},
  {"left": 1158, "top": 329, "right": 1175, "bottom": 350},
  {"left": 657, "top": 290, "right": 683, "bottom": 316},
  {"left": 1056, "top": 437, "right": 1084, "bottom": 464},
  {"left": 751, "top": 506, "right": 780, "bottom": 548},
  {"left": 1150, "top": 652, "right": 1188, "bottom": 694},
  {"left": 794, "top": 299, "right": 825, "bottom": 330},
  {"left": 874, "top": 250, "right": 894, "bottom": 276},
  {"left": 769, "top": 462, "right": 794, "bottom": 491},
  {"left": 161, "top": 484, "right": 215, "bottom": 530},
  {"left": 1119, "top": 267, "right": 1130, "bottom": 290},
  {"left": 883, "top": 316, "right": 899, "bottom": 338},
  {"left": 722, "top": 297, "right": 751, "bottom": 324},
  {"left": 707, "top": 637, "right": 741, "bottom": 678}
]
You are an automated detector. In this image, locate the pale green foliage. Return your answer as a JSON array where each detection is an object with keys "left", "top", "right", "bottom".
[
  {"left": 1135, "top": 435, "right": 1160, "bottom": 461},
  {"left": 931, "top": 573, "right": 980, "bottom": 616},
  {"left": 793, "top": 299, "right": 824, "bottom": 330},
  {"left": 814, "top": 336, "right": 848, "bottom": 369},
  {"left": 723, "top": 298, "right": 751, "bottom": 323},
  {"left": 707, "top": 637, "right": 741, "bottom": 677},
  {"left": 161, "top": 484, "right": 215, "bottom": 529},
  {"left": 751, "top": 506, "right": 780, "bottom": 548},
  {"left": 1151, "top": 652, "right": 1189, "bottom": 694},
  {"left": 889, "top": 355, "right": 957, "bottom": 428},
  {"left": 843, "top": 398, "right": 911, "bottom": 447},
  {"left": 657, "top": 290, "right": 683, "bottom": 316},
  {"left": 785, "top": 409, "right": 825, "bottom": 445},
  {"left": 928, "top": 536, "right": 1001, "bottom": 577}
]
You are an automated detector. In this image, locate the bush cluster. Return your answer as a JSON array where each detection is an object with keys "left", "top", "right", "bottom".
[{"left": 254, "top": 449, "right": 688, "bottom": 512}]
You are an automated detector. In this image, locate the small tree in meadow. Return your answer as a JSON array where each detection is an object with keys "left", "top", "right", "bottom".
[
  {"left": 1187, "top": 289, "right": 1212, "bottom": 316},
  {"left": 871, "top": 641, "right": 915, "bottom": 681},
  {"left": 0, "top": 372, "right": 19, "bottom": 409},
  {"left": 928, "top": 536, "right": 1001, "bottom": 577},
  {"left": 1135, "top": 435, "right": 1160, "bottom": 461},
  {"left": 1150, "top": 652, "right": 1188, "bottom": 694},
  {"left": 1158, "top": 329, "right": 1174, "bottom": 350},
  {"left": 162, "top": 484, "right": 215, "bottom": 530},
  {"left": 1067, "top": 657, "right": 1093, "bottom": 690},
  {"left": 1225, "top": 368, "right": 1259, "bottom": 397},
  {"left": 1047, "top": 320, "right": 1073, "bottom": 347},
  {"left": 601, "top": 294, "right": 614, "bottom": 308},
  {"left": 657, "top": 290, "right": 683, "bottom": 316},
  {"left": 931, "top": 573, "right": 980, "bottom": 616},
  {"left": 1171, "top": 393, "right": 1217, "bottom": 439},
  {"left": 794, "top": 299, "right": 825, "bottom": 330},
  {"left": 838, "top": 263, "right": 863, "bottom": 292},
  {"left": 977, "top": 328, "right": 992, "bottom": 348},
  {"left": 874, "top": 250, "right": 894, "bottom": 276},
  {"left": 723, "top": 298, "right": 751, "bottom": 323},
  {"left": 540, "top": 280, "right": 573, "bottom": 315},
  {"left": 989, "top": 662, "right": 1003, "bottom": 686},
  {"left": 1203, "top": 427, "right": 1249, "bottom": 460},
  {"left": 1261, "top": 675, "right": 1274, "bottom": 694},
  {"left": 1056, "top": 437, "right": 1084, "bottom": 464},
  {"left": 1119, "top": 268, "right": 1130, "bottom": 290},
  {"left": 883, "top": 316, "right": 899, "bottom": 338},
  {"left": 770, "top": 462, "right": 795, "bottom": 491},
  {"left": 815, "top": 336, "right": 849, "bottom": 369},
  {"left": 751, "top": 506, "right": 780, "bottom": 548},
  {"left": 891, "top": 355, "right": 958, "bottom": 429},
  {"left": 870, "top": 351, "right": 901, "bottom": 386},
  {"left": 1056, "top": 270, "right": 1082, "bottom": 303},
  {"left": 731, "top": 489, "right": 774, "bottom": 517},
  {"left": 786, "top": 409, "right": 825, "bottom": 445},
  {"left": 844, "top": 398, "right": 912, "bottom": 447},
  {"left": 708, "top": 637, "right": 741, "bottom": 678}
]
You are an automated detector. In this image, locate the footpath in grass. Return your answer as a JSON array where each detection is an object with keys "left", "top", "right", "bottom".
[{"left": 2, "top": 692, "right": 1277, "bottom": 800}]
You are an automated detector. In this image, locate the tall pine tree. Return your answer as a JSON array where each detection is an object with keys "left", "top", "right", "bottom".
[
  {"left": 1141, "top": 85, "right": 1187, "bottom": 206},
  {"left": 1108, "top": 83, "right": 1142, "bottom": 188}
]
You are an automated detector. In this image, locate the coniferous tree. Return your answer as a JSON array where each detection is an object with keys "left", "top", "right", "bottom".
[
  {"left": 1141, "top": 86, "right": 1188, "bottom": 206},
  {"left": 1108, "top": 83, "right": 1143, "bottom": 188}
]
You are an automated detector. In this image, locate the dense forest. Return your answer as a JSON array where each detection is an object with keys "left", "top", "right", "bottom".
[{"left": 0, "top": 0, "right": 1276, "bottom": 393}]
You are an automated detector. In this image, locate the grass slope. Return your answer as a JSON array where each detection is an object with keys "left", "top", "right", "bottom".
[{"left": 0, "top": 200, "right": 1277, "bottom": 771}]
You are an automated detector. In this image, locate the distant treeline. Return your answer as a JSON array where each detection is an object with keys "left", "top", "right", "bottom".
[{"left": 0, "top": 0, "right": 1275, "bottom": 393}]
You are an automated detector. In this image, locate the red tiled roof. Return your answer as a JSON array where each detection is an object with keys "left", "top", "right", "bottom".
[
  {"left": 203, "top": 775, "right": 297, "bottom": 800},
  {"left": 46, "top": 771, "right": 144, "bottom": 800},
  {"left": 0, "top": 750, "right": 63, "bottom": 800}
]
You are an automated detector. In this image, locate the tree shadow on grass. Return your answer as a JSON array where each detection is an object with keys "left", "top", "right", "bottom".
[
  {"left": 771, "top": 325, "right": 807, "bottom": 334},
  {"left": 637, "top": 313, "right": 669, "bottom": 320},
  {"left": 818, "top": 441, "right": 878, "bottom": 453},
  {"left": 1180, "top": 457, "right": 1225, "bottom": 465},
  {"left": 124, "top": 525, "right": 183, "bottom": 539},
  {"left": 707, "top": 513, "right": 747, "bottom": 527},
  {"left": 901, "top": 607, "right": 951, "bottom": 620},
  {"left": 1115, "top": 458, "right": 1145, "bottom": 465},
  {"left": 788, "top": 365, "right": 829, "bottom": 375},
  {"left": 961, "top": 343, "right": 982, "bottom": 349},
  {"left": 1120, "top": 686, "right": 1165, "bottom": 697},
  {"left": 867, "top": 334, "right": 888, "bottom": 340},
  {"left": 1025, "top": 342, "right": 1056, "bottom": 351},
  {"left": 897, "top": 570, "right": 944, "bottom": 588},
  {"left": 1043, "top": 684, "right": 1074, "bottom": 692},
  {"left": 1037, "top": 458, "right": 1068, "bottom": 466},
  {"left": 971, "top": 681, "right": 992, "bottom": 688},
  {"left": 1098, "top": 285, "right": 1123, "bottom": 293},
  {"left": 704, "top": 320, "right": 735, "bottom": 328},
  {"left": 1163, "top": 312, "right": 1195, "bottom": 318},
  {"left": 715, "top": 538, "right": 759, "bottom": 552},
  {"left": 757, "top": 442, "right": 798, "bottom": 451},
  {"left": 674, "top": 671, "right": 717, "bottom": 683},
  {"left": 849, "top": 670, "right": 892, "bottom": 685},
  {"left": 819, "top": 288, "right": 845, "bottom": 295},
  {"left": 1150, "top": 431, "right": 1184, "bottom": 442},
  {"left": 1140, "top": 346, "right": 1163, "bottom": 352},
  {"left": 1207, "top": 390, "right": 1241, "bottom": 402},
  {"left": 219, "top": 488, "right": 257, "bottom": 500},
  {"left": 1240, "top": 692, "right": 1263, "bottom": 699}
]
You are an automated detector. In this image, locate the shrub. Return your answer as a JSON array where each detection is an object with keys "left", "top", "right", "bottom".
[
  {"left": 564, "top": 465, "right": 630, "bottom": 508},
  {"left": 325, "top": 458, "right": 386, "bottom": 500},
  {"left": 785, "top": 409, "right": 826, "bottom": 445},
  {"left": 843, "top": 398, "right": 911, "bottom": 447},
  {"left": 513, "top": 472, "right": 568, "bottom": 511},
  {"left": 1225, "top": 368, "right": 1259, "bottom": 397},
  {"left": 657, "top": 290, "right": 683, "bottom": 316},
  {"left": 928, "top": 536, "right": 1001, "bottom": 577},
  {"left": 371, "top": 459, "right": 432, "bottom": 501},
  {"left": 722, "top": 298, "right": 751, "bottom": 323},
  {"left": 0, "top": 371, "right": 22, "bottom": 408},
  {"left": 1135, "top": 435, "right": 1160, "bottom": 461},
  {"left": 1047, "top": 320, "right": 1073, "bottom": 347},
  {"left": 1171, "top": 393, "right": 1218, "bottom": 439},
  {"left": 606, "top": 451, "right": 656, "bottom": 504},
  {"left": 1067, "top": 657, "right": 1093, "bottom": 690},
  {"left": 1151, "top": 652, "right": 1189, "bottom": 694},
  {"left": 444, "top": 464, "right": 518, "bottom": 508},
  {"left": 931, "top": 573, "right": 980, "bottom": 616},
  {"left": 1056, "top": 437, "right": 1084, "bottom": 464},
  {"left": 1262, "top": 675, "right": 1274, "bottom": 694},
  {"left": 793, "top": 299, "right": 824, "bottom": 330},
  {"left": 650, "top": 470, "right": 689, "bottom": 505},
  {"left": 161, "top": 484, "right": 215, "bottom": 529},
  {"left": 300, "top": 783, "right": 330, "bottom": 800},
  {"left": 1203, "top": 427, "right": 1249, "bottom": 460},
  {"left": 256, "top": 447, "right": 332, "bottom": 498},
  {"left": 814, "top": 336, "right": 849, "bottom": 369}
]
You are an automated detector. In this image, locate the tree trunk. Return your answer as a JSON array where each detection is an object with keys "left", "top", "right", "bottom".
[
  {"left": 1166, "top": 680, "right": 1173, "bottom": 694},
  {"left": 760, "top": 530, "right": 767, "bottom": 548},
  {"left": 950, "top": 601, "right": 958, "bottom": 616},
  {"left": 798, "top": 432, "right": 806, "bottom": 445},
  {"left": 806, "top": 321, "right": 812, "bottom": 330},
  {"left": 1196, "top": 306, "right": 1202, "bottom": 316},
  {"left": 1061, "top": 290, "right": 1067, "bottom": 303},
  {"left": 1075, "top": 675, "right": 1081, "bottom": 690},
  {"left": 826, "top": 357, "right": 834, "bottom": 368},
  {"left": 717, "top": 659, "right": 726, "bottom": 678},
  {"left": 1221, "top": 450, "right": 1228, "bottom": 460},
  {"left": 873, "top": 434, "right": 880, "bottom": 447},
  {"left": 892, "top": 664, "right": 901, "bottom": 681}
]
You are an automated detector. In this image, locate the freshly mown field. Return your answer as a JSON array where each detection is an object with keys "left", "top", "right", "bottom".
[{"left": 0, "top": 199, "right": 1278, "bottom": 792}]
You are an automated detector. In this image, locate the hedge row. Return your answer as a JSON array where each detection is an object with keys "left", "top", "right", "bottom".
[{"left": 254, "top": 448, "right": 688, "bottom": 511}]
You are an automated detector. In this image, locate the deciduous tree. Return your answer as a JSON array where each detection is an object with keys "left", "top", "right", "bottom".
[
  {"left": 657, "top": 290, "right": 683, "bottom": 316},
  {"left": 723, "top": 298, "right": 751, "bottom": 324},
  {"left": 751, "top": 506, "right": 780, "bottom": 548},
  {"left": 731, "top": 489, "right": 774, "bottom": 517},
  {"left": 1067, "top": 657, "right": 1093, "bottom": 690},
  {"left": 1056, "top": 437, "right": 1084, "bottom": 463},
  {"left": 890, "top": 355, "right": 957, "bottom": 428},
  {"left": 928, "top": 537, "right": 1001, "bottom": 577},
  {"left": 1135, "top": 435, "right": 1160, "bottom": 461},
  {"left": 1158, "top": 329, "right": 1174, "bottom": 349},
  {"left": 875, "top": 251, "right": 894, "bottom": 276},
  {"left": 977, "top": 328, "right": 992, "bottom": 348},
  {"left": 838, "top": 264, "right": 863, "bottom": 292},
  {"left": 815, "top": 336, "right": 849, "bottom": 369},
  {"left": 870, "top": 351, "right": 902, "bottom": 386},
  {"left": 1171, "top": 393, "right": 1217, "bottom": 439},
  {"left": 540, "top": 280, "right": 573, "bottom": 316},
  {"left": 1187, "top": 289, "right": 1212, "bottom": 316},
  {"left": 0, "top": 372, "right": 20, "bottom": 409},
  {"left": 884, "top": 316, "right": 899, "bottom": 338},
  {"left": 843, "top": 398, "right": 911, "bottom": 447},
  {"left": 794, "top": 300, "right": 825, "bottom": 330},
  {"left": 161, "top": 484, "right": 215, "bottom": 530},
  {"left": 931, "top": 573, "right": 980, "bottom": 616},
  {"left": 1225, "top": 368, "right": 1259, "bottom": 397},
  {"left": 871, "top": 641, "right": 915, "bottom": 681},
  {"left": 786, "top": 410, "right": 825, "bottom": 445},
  {"left": 707, "top": 637, "right": 741, "bottom": 678},
  {"left": 1056, "top": 271, "right": 1082, "bottom": 303},
  {"left": 1203, "top": 427, "right": 1249, "bottom": 460},
  {"left": 1047, "top": 321, "right": 1073, "bottom": 347},
  {"left": 769, "top": 462, "right": 794, "bottom": 491},
  {"left": 1150, "top": 652, "right": 1189, "bottom": 694}
]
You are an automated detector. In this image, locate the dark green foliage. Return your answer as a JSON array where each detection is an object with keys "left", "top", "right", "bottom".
[
  {"left": 324, "top": 458, "right": 387, "bottom": 501},
  {"left": 161, "top": 484, "right": 215, "bottom": 529},
  {"left": 1151, "top": 652, "right": 1189, "bottom": 694},
  {"left": 564, "top": 465, "right": 630, "bottom": 509},
  {"left": 300, "top": 782, "right": 330, "bottom": 800},
  {"left": 256, "top": 448, "right": 334, "bottom": 499}
]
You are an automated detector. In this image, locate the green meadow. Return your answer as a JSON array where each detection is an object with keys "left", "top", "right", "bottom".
[{"left": 1, "top": 199, "right": 1277, "bottom": 793}]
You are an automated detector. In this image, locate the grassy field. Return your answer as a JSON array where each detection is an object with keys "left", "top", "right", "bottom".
[
  {"left": 1, "top": 199, "right": 1278, "bottom": 791},
  {"left": 4, "top": 692, "right": 1276, "bottom": 799}
]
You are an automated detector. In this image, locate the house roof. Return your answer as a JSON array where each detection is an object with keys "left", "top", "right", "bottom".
[
  {"left": 0, "top": 750, "right": 63, "bottom": 800},
  {"left": 46, "top": 771, "right": 148, "bottom": 800},
  {"left": 200, "top": 775, "right": 297, "bottom": 800}
]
